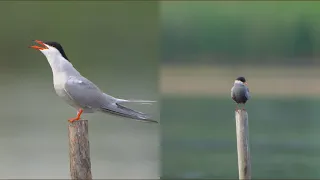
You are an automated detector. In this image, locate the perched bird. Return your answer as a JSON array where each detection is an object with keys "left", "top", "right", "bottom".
[
  {"left": 231, "top": 76, "right": 250, "bottom": 111},
  {"left": 29, "top": 40, "right": 158, "bottom": 123}
]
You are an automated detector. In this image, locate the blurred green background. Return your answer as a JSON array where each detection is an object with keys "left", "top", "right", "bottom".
[
  {"left": 162, "top": 1, "right": 320, "bottom": 65},
  {"left": 161, "top": 1, "right": 320, "bottom": 179},
  {"left": 0, "top": 1, "right": 159, "bottom": 179}
]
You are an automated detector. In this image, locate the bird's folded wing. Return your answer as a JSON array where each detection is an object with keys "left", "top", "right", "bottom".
[
  {"left": 231, "top": 86, "right": 235, "bottom": 99},
  {"left": 64, "top": 76, "right": 105, "bottom": 108},
  {"left": 101, "top": 102, "right": 158, "bottom": 123},
  {"left": 245, "top": 86, "right": 251, "bottom": 100}
]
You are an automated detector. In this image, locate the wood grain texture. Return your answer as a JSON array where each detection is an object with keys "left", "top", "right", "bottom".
[
  {"left": 68, "top": 120, "right": 92, "bottom": 180},
  {"left": 235, "top": 110, "right": 251, "bottom": 180}
]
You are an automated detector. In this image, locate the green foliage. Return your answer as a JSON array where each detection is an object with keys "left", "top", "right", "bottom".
[
  {"left": 161, "top": 2, "right": 320, "bottom": 65},
  {"left": 0, "top": 1, "right": 158, "bottom": 80}
]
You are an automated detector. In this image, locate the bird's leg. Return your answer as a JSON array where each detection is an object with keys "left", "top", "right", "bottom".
[
  {"left": 68, "top": 109, "right": 83, "bottom": 123},
  {"left": 242, "top": 104, "right": 246, "bottom": 111}
]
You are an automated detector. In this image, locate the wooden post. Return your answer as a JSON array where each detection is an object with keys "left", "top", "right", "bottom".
[
  {"left": 235, "top": 110, "right": 251, "bottom": 180},
  {"left": 68, "top": 120, "right": 92, "bottom": 180}
]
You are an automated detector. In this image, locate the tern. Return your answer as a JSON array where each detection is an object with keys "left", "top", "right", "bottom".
[
  {"left": 29, "top": 40, "right": 158, "bottom": 123},
  {"left": 231, "top": 76, "right": 250, "bottom": 111}
]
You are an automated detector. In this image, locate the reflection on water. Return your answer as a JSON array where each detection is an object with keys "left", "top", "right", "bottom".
[{"left": 0, "top": 74, "right": 159, "bottom": 179}]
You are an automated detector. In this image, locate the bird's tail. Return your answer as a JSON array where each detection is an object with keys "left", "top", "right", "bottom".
[
  {"left": 115, "top": 98, "right": 156, "bottom": 105},
  {"left": 99, "top": 103, "right": 158, "bottom": 123},
  {"left": 102, "top": 93, "right": 156, "bottom": 105}
]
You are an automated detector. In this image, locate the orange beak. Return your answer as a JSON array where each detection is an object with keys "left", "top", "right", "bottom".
[{"left": 29, "top": 40, "right": 48, "bottom": 50}]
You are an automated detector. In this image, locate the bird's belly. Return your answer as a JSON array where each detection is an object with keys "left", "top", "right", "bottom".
[
  {"left": 54, "top": 85, "right": 94, "bottom": 113},
  {"left": 52, "top": 73, "right": 77, "bottom": 108},
  {"left": 234, "top": 93, "right": 247, "bottom": 103},
  {"left": 54, "top": 87, "right": 79, "bottom": 108}
]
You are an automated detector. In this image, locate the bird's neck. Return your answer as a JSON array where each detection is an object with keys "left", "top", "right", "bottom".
[{"left": 46, "top": 55, "right": 78, "bottom": 76}]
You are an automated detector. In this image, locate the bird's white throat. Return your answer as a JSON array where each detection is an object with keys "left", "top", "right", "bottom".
[
  {"left": 41, "top": 51, "right": 80, "bottom": 88},
  {"left": 234, "top": 80, "right": 244, "bottom": 84},
  {"left": 44, "top": 54, "right": 67, "bottom": 72},
  {"left": 42, "top": 52, "right": 79, "bottom": 77}
]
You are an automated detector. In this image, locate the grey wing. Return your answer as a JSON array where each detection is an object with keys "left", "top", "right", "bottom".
[
  {"left": 231, "top": 86, "right": 235, "bottom": 99},
  {"left": 100, "top": 102, "right": 157, "bottom": 123},
  {"left": 245, "top": 86, "right": 250, "bottom": 100},
  {"left": 64, "top": 76, "right": 106, "bottom": 109}
]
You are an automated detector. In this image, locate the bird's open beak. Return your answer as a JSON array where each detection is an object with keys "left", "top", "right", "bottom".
[{"left": 29, "top": 40, "right": 48, "bottom": 50}]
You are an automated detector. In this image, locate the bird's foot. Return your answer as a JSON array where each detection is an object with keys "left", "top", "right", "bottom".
[
  {"left": 68, "top": 109, "right": 83, "bottom": 123},
  {"left": 68, "top": 117, "right": 80, "bottom": 123}
]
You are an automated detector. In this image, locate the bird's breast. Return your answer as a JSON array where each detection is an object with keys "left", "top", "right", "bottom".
[
  {"left": 53, "top": 74, "right": 79, "bottom": 108},
  {"left": 53, "top": 73, "right": 68, "bottom": 99},
  {"left": 53, "top": 72, "right": 68, "bottom": 89},
  {"left": 233, "top": 85, "right": 248, "bottom": 103}
]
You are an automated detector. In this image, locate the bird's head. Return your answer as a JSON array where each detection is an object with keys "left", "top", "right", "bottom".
[
  {"left": 29, "top": 40, "right": 69, "bottom": 61},
  {"left": 235, "top": 76, "right": 248, "bottom": 85}
]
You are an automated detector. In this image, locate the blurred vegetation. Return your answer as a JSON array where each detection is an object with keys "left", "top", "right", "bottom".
[
  {"left": 0, "top": 1, "right": 158, "bottom": 82},
  {"left": 161, "top": 1, "right": 320, "bottom": 65}
]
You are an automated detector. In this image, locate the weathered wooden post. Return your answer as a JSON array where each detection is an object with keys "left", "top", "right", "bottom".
[
  {"left": 235, "top": 110, "right": 251, "bottom": 180},
  {"left": 68, "top": 120, "right": 92, "bottom": 180}
]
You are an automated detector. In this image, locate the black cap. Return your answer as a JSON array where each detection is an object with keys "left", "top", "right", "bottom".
[
  {"left": 236, "top": 76, "right": 246, "bottom": 83},
  {"left": 44, "top": 41, "right": 69, "bottom": 61}
]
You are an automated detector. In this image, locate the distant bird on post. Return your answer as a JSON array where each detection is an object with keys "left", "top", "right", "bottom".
[{"left": 231, "top": 76, "right": 250, "bottom": 111}]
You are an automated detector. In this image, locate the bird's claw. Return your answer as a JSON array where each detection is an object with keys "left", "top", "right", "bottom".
[
  {"left": 68, "top": 109, "right": 84, "bottom": 123},
  {"left": 68, "top": 118, "right": 77, "bottom": 123},
  {"left": 68, "top": 117, "right": 81, "bottom": 123}
]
